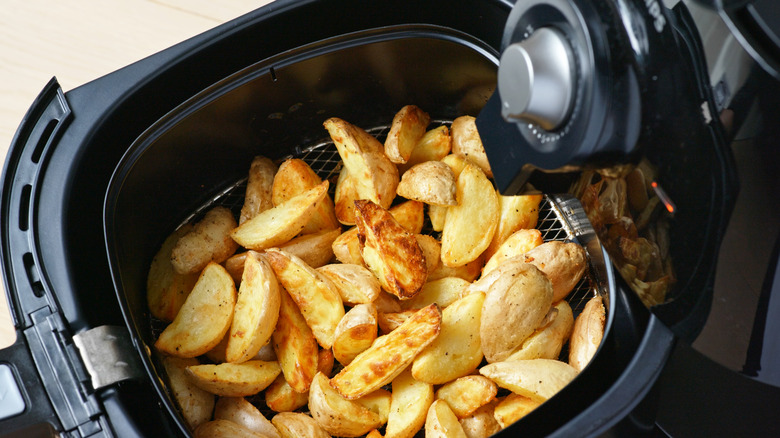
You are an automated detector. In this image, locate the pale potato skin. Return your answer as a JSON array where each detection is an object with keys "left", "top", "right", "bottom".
[
  {"left": 155, "top": 262, "right": 236, "bottom": 358},
  {"left": 434, "top": 375, "right": 497, "bottom": 419},
  {"left": 186, "top": 360, "right": 282, "bottom": 397},
  {"left": 396, "top": 161, "right": 457, "bottom": 206},
  {"left": 271, "top": 412, "right": 330, "bottom": 438},
  {"left": 569, "top": 295, "right": 606, "bottom": 372},
  {"left": 450, "top": 115, "right": 492, "bottom": 178},
  {"left": 425, "top": 400, "right": 468, "bottom": 438},
  {"left": 194, "top": 420, "right": 273, "bottom": 438},
  {"left": 480, "top": 262, "right": 553, "bottom": 363},
  {"left": 162, "top": 356, "right": 215, "bottom": 431},
  {"left": 308, "top": 372, "right": 383, "bottom": 437},
  {"left": 458, "top": 400, "right": 501, "bottom": 438},
  {"left": 505, "top": 300, "right": 574, "bottom": 361},
  {"left": 522, "top": 241, "right": 588, "bottom": 302},
  {"left": 414, "top": 234, "right": 441, "bottom": 276},
  {"left": 239, "top": 156, "right": 277, "bottom": 225},
  {"left": 171, "top": 206, "right": 240, "bottom": 275},
  {"left": 147, "top": 223, "right": 199, "bottom": 321},
  {"left": 384, "top": 105, "right": 431, "bottom": 164},
  {"left": 482, "top": 228, "right": 544, "bottom": 276},
  {"left": 214, "top": 397, "right": 281, "bottom": 438},
  {"left": 317, "top": 264, "right": 381, "bottom": 305},
  {"left": 278, "top": 228, "right": 340, "bottom": 268}
]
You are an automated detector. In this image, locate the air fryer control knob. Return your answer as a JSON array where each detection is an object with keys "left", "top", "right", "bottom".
[{"left": 497, "top": 27, "right": 575, "bottom": 131}]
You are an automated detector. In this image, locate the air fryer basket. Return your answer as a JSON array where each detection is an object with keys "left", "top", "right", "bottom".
[{"left": 105, "top": 25, "right": 623, "bottom": 437}]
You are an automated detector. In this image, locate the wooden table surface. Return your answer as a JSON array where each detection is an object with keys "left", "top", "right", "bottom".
[{"left": 0, "top": 0, "right": 273, "bottom": 348}]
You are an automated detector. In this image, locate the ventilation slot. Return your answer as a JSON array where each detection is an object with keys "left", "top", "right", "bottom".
[
  {"left": 19, "top": 184, "right": 32, "bottom": 231},
  {"left": 23, "top": 252, "right": 45, "bottom": 298},
  {"left": 31, "top": 119, "right": 58, "bottom": 164}
]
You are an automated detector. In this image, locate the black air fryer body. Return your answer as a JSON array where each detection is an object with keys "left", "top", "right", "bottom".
[{"left": 1, "top": 0, "right": 779, "bottom": 437}]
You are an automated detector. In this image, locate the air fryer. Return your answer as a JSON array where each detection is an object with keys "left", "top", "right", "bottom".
[{"left": 1, "top": 0, "right": 779, "bottom": 437}]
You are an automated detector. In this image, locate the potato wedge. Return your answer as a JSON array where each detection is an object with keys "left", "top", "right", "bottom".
[
  {"left": 441, "top": 164, "right": 499, "bottom": 267},
  {"left": 226, "top": 251, "right": 281, "bottom": 363},
  {"left": 396, "top": 161, "right": 457, "bottom": 206},
  {"left": 451, "top": 115, "right": 492, "bottom": 178},
  {"left": 278, "top": 228, "right": 340, "bottom": 268},
  {"left": 147, "top": 224, "right": 199, "bottom": 321},
  {"left": 330, "top": 303, "right": 441, "bottom": 399},
  {"left": 435, "top": 375, "right": 497, "bottom": 419},
  {"left": 309, "top": 372, "right": 383, "bottom": 437},
  {"left": 385, "top": 369, "right": 434, "bottom": 438},
  {"left": 480, "top": 262, "right": 553, "bottom": 362},
  {"left": 317, "top": 264, "right": 381, "bottom": 305},
  {"left": 214, "top": 397, "right": 281, "bottom": 438},
  {"left": 522, "top": 241, "right": 588, "bottom": 302},
  {"left": 401, "top": 276, "right": 470, "bottom": 310},
  {"left": 194, "top": 420, "right": 271, "bottom": 438},
  {"left": 172, "top": 207, "right": 240, "bottom": 275},
  {"left": 335, "top": 166, "right": 360, "bottom": 225},
  {"left": 355, "top": 388, "right": 392, "bottom": 425},
  {"left": 231, "top": 181, "right": 329, "bottom": 251},
  {"left": 272, "top": 158, "right": 339, "bottom": 234},
  {"left": 428, "top": 254, "right": 484, "bottom": 283},
  {"left": 493, "top": 393, "right": 541, "bottom": 428},
  {"left": 332, "top": 303, "right": 378, "bottom": 365},
  {"left": 265, "top": 248, "right": 344, "bottom": 349},
  {"left": 479, "top": 359, "right": 579, "bottom": 403},
  {"left": 387, "top": 200, "right": 425, "bottom": 234},
  {"left": 428, "top": 205, "right": 448, "bottom": 232},
  {"left": 425, "top": 399, "right": 468, "bottom": 438},
  {"left": 162, "top": 356, "right": 215, "bottom": 430},
  {"left": 325, "top": 117, "right": 398, "bottom": 209},
  {"left": 569, "top": 295, "right": 605, "bottom": 372},
  {"left": 415, "top": 234, "right": 441, "bottom": 275},
  {"left": 398, "top": 125, "right": 452, "bottom": 174},
  {"left": 271, "top": 412, "right": 330, "bottom": 438},
  {"left": 412, "top": 292, "right": 485, "bottom": 384},
  {"left": 354, "top": 200, "right": 427, "bottom": 300},
  {"left": 373, "top": 290, "right": 402, "bottom": 314},
  {"left": 482, "top": 229, "right": 543, "bottom": 276},
  {"left": 484, "top": 193, "right": 543, "bottom": 259},
  {"left": 265, "top": 349, "right": 334, "bottom": 413},
  {"left": 186, "top": 360, "right": 281, "bottom": 397},
  {"left": 384, "top": 105, "right": 431, "bottom": 164},
  {"left": 441, "top": 153, "right": 473, "bottom": 179},
  {"left": 458, "top": 400, "right": 501, "bottom": 438},
  {"left": 271, "top": 288, "right": 319, "bottom": 393},
  {"left": 155, "top": 262, "right": 236, "bottom": 358},
  {"left": 505, "top": 300, "right": 574, "bottom": 362},
  {"left": 377, "top": 309, "right": 418, "bottom": 335},
  {"left": 239, "top": 156, "right": 277, "bottom": 225}
]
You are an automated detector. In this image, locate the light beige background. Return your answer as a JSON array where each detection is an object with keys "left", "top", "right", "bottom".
[{"left": 0, "top": 0, "right": 274, "bottom": 348}]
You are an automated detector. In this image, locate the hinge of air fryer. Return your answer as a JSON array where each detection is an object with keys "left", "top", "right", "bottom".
[{"left": 25, "top": 306, "right": 144, "bottom": 437}]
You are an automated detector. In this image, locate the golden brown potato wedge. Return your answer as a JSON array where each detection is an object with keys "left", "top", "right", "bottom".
[
  {"left": 484, "top": 193, "right": 543, "bottom": 259},
  {"left": 226, "top": 251, "right": 281, "bottom": 363},
  {"left": 155, "top": 262, "right": 236, "bottom": 358},
  {"left": 194, "top": 419, "right": 272, "bottom": 438},
  {"left": 265, "top": 349, "right": 334, "bottom": 413},
  {"left": 271, "top": 412, "right": 330, "bottom": 438},
  {"left": 441, "top": 164, "right": 499, "bottom": 267},
  {"left": 162, "top": 356, "right": 215, "bottom": 430},
  {"left": 396, "top": 161, "right": 457, "bottom": 206},
  {"left": 523, "top": 241, "right": 588, "bottom": 302},
  {"left": 400, "top": 276, "right": 470, "bottom": 310},
  {"left": 147, "top": 224, "right": 199, "bottom": 321},
  {"left": 492, "top": 393, "right": 541, "bottom": 428},
  {"left": 384, "top": 105, "right": 431, "bottom": 164},
  {"left": 569, "top": 295, "right": 605, "bottom": 372},
  {"left": 214, "top": 397, "right": 281, "bottom": 438},
  {"left": 435, "top": 375, "right": 497, "bottom": 419},
  {"left": 330, "top": 304, "right": 441, "bottom": 399},
  {"left": 265, "top": 248, "right": 344, "bottom": 349},
  {"left": 458, "top": 400, "right": 501, "bottom": 438},
  {"left": 172, "top": 207, "right": 240, "bottom": 275},
  {"left": 272, "top": 158, "right": 339, "bottom": 234},
  {"left": 388, "top": 200, "right": 426, "bottom": 234},
  {"left": 317, "top": 263, "right": 381, "bottom": 305},
  {"left": 505, "top": 300, "right": 574, "bottom": 362},
  {"left": 334, "top": 166, "right": 360, "bottom": 226},
  {"left": 332, "top": 303, "right": 378, "bottom": 365},
  {"left": 450, "top": 115, "right": 492, "bottom": 178},
  {"left": 231, "top": 181, "right": 329, "bottom": 251},
  {"left": 480, "top": 262, "right": 553, "bottom": 362},
  {"left": 309, "top": 372, "right": 384, "bottom": 437},
  {"left": 325, "top": 117, "right": 398, "bottom": 210},
  {"left": 398, "top": 125, "right": 452, "bottom": 174},
  {"left": 271, "top": 288, "right": 319, "bottom": 393},
  {"left": 479, "top": 359, "right": 579, "bottom": 403},
  {"left": 186, "top": 360, "right": 281, "bottom": 397},
  {"left": 425, "top": 399, "right": 468, "bottom": 438},
  {"left": 412, "top": 292, "right": 485, "bottom": 384},
  {"left": 482, "top": 228, "right": 544, "bottom": 276},
  {"left": 239, "top": 156, "right": 277, "bottom": 225},
  {"left": 354, "top": 200, "right": 427, "bottom": 300},
  {"left": 385, "top": 369, "right": 434, "bottom": 438}
]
